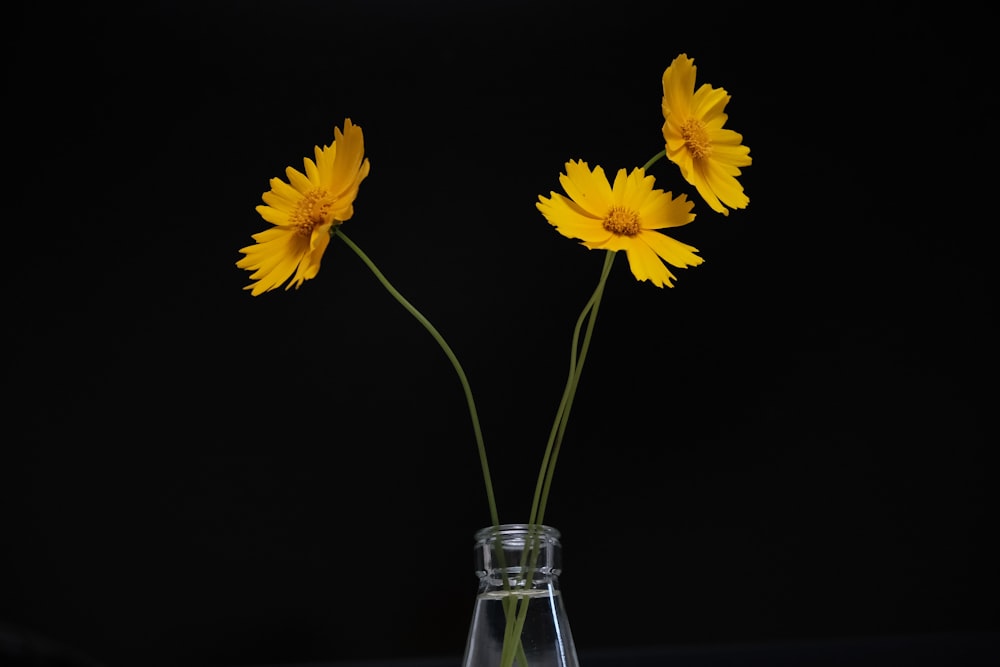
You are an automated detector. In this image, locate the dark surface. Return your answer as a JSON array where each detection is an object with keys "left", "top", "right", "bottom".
[
  {"left": 3, "top": 627, "right": 999, "bottom": 667},
  {"left": 3, "top": 1, "right": 996, "bottom": 666},
  {"left": 253, "top": 634, "right": 1000, "bottom": 667}
]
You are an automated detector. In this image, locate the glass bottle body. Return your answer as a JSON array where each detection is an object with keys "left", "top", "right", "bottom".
[{"left": 461, "top": 524, "right": 579, "bottom": 667}]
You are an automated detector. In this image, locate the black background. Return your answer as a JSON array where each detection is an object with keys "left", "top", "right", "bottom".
[{"left": 3, "top": 1, "right": 997, "bottom": 666}]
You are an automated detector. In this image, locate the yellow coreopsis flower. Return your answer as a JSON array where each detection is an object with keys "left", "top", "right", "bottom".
[
  {"left": 537, "top": 160, "right": 701, "bottom": 288},
  {"left": 237, "top": 118, "right": 371, "bottom": 296},
  {"left": 661, "top": 53, "right": 751, "bottom": 216}
]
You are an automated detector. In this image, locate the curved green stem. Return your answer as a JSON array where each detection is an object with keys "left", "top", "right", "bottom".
[
  {"left": 334, "top": 229, "right": 500, "bottom": 528},
  {"left": 538, "top": 249, "right": 615, "bottom": 525},
  {"left": 500, "top": 250, "right": 617, "bottom": 667},
  {"left": 528, "top": 250, "right": 617, "bottom": 529},
  {"left": 642, "top": 149, "right": 666, "bottom": 172}
]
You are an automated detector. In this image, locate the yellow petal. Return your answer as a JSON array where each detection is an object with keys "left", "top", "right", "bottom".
[
  {"left": 315, "top": 142, "right": 336, "bottom": 186},
  {"left": 661, "top": 53, "right": 696, "bottom": 120},
  {"left": 248, "top": 226, "right": 292, "bottom": 243},
  {"left": 711, "top": 139, "right": 752, "bottom": 168},
  {"left": 256, "top": 204, "right": 290, "bottom": 225},
  {"left": 537, "top": 194, "right": 604, "bottom": 243},
  {"left": 285, "top": 166, "right": 313, "bottom": 194},
  {"left": 261, "top": 190, "right": 297, "bottom": 213},
  {"left": 704, "top": 159, "right": 749, "bottom": 211},
  {"left": 585, "top": 231, "right": 631, "bottom": 252},
  {"left": 640, "top": 229, "right": 703, "bottom": 269},
  {"left": 288, "top": 226, "right": 332, "bottom": 289},
  {"left": 240, "top": 233, "right": 307, "bottom": 296},
  {"left": 623, "top": 239, "right": 677, "bottom": 288},
  {"left": 621, "top": 168, "right": 657, "bottom": 211},
  {"left": 690, "top": 159, "right": 728, "bottom": 215},
  {"left": 638, "top": 191, "right": 695, "bottom": 230},
  {"left": 560, "top": 160, "right": 613, "bottom": 218},
  {"left": 303, "top": 156, "right": 320, "bottom": 185},
  {"left": 269, "top": 177, "right": 301, "bottom": 202},
  {"left": 329, "top": 119, "right": 368, "bottom": 198},
  {"left": 691, "top": 84, "right": 730, "bottom": 121}
]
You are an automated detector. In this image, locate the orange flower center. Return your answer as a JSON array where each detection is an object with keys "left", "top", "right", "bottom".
[
  {"left": 681, "top": 118, "right": 711, "bottom": 159},
  {"left": 603, "top": 205, "right": 641, "bottom": 236},
  {"left": 292, "top": 189, "right": 337, "bottom": 237}
]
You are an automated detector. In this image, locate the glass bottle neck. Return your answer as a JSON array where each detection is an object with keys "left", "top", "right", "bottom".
[{"left": 473, "top": 524, "right": 562, "bottom": 591}]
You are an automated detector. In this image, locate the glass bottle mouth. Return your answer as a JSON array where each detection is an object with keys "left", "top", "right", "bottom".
[
  {"left": 473, "top": 524, "right": 563, "bottom": 581},
  {"left": 473, "top": 523, "right": 560, "bottom": 543}
]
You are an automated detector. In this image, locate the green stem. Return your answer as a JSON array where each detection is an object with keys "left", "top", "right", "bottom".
[
  {"left": 500, "top": 250, "right": 617, "bottom": 667},
  {"left": 334, "top": 229, "right": 501, "bottom": 528},
  {"left": 642, "top": 149, "right": 666, "bottom": 171},
  {"left": 528, "top": 250, "right": 617, "bottom": 528}
]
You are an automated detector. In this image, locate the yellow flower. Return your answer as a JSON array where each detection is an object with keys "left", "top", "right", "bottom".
[
  {"left": 661, "top": 54, "right": 751, "bottom": 216},
  {"left": 537, "top": 160, "right": 702, "bottom": 288},
  {"left": 237, "top": 118, "right": 371, "bottom": 296}
]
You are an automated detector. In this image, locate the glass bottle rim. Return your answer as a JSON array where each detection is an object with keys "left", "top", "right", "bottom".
[{"left": 473, "top": 523, "right": 560, "bottom": 542}]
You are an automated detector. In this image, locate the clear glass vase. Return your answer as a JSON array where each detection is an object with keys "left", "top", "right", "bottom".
[{"left": 461, "top": 524, "right": 579, "bottom": 667}]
